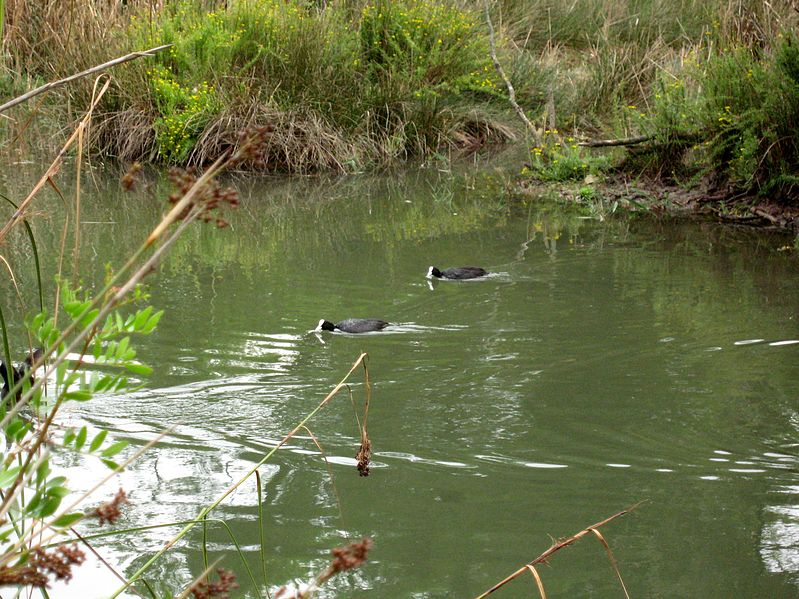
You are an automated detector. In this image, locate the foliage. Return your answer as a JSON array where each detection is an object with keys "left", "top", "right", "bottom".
[
  {"left": 148, "top": 66, "right": 219, "bottom": 162},
  {"left": 523, "top": 130, "right": 608, "bottom": 182},
  {"left": 616, "top": 30, "right": 799, "bottom": 198},
  {"left": 0, "top": 280, "right": 160, "bottom": 589},
  {"left": 699, "top": 34, "right": 799, "bottom": 196},
  {"left": 116, "top": 0, "right": 507, "bottom": 165}
]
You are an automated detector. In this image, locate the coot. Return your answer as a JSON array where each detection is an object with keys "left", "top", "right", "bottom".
[
  {"left": 426, "top": 266, "right": 488, "bottom": 280},
  {"left": 315, "top": 318, "right": 390, "bottom": 333}
]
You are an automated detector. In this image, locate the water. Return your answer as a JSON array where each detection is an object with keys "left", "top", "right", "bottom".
[{"left": 1, "top": 163, "right": 798, "bottom": 597}]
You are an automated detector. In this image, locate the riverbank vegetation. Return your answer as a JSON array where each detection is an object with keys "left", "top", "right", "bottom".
[{"left": 1, "top": 0, "right": 798, "bottom": 210}]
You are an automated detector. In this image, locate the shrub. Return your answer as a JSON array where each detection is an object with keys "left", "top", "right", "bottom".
[
  {"left": 524, "top": 129, "right": 608, "bottom": 182},
  {"left": 632, "top": 31, "right": 799, "bottom": 196},
  {"left": 113, "top": 0, "right": 510, "bottom": 166},
  {"left": 148, "top": 66, "right": 219, "bottom": 162}
]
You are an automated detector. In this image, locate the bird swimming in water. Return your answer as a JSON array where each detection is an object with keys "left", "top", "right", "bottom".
[
  {"left": 426, "top": 266, "right": 489, "bottom": 280},
  {"left": 0, "top": 348, "right": 43, "bottom": 400},
  {"left": 315, "top": 318, "right": 390, "bottom": 334}
]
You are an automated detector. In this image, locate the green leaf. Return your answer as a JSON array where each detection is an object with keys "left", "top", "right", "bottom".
[
  {"left": 5, "top": 419, "right": 29, "bottom": 442},
  {"left": 89, "top": 430, "right": 108, "bottom": 453},
  {"left": 103, "top": 314, "right": 115, "bottom": 334},
  {"left": 56, "top": 361, "right": 68, "bottom": 387},
  {"left": 104, "top": 340, "right": 117, "bottom": 362},
  {"left": 38, "top": 495, "right": 62, "bottom": 518},
  {"left": 0, "top": 526, "right": 14, "bottom": 543},
  {"left": 116, "top": 337, "right": 130, "bottom": 361},
  {"left": 0, "top": 466, "right": 22, "bottom": 487},
  {"left": 30, "top": 312, "right": 45, "bottom": 332},
  {"left": 133, "top": 306, "right": 153, "bottom": 330},
  {"left": 38, "top": 320, "right": 53, "bottom": 344},
  {"left": 142, "top": 310, "right": 164, "bottom": 333},
  {"left": 52, "top": 512, "right": 83, "bottom": 528},
  {"left": 26, "top": 492, "right": 42, "bottom": 515},
  {"left": 47, "top": 476, "right": 67, "bottom": 488},
  {"left": 47, "top": 486, "right": 70, "bottom": 499},
  {"left": 64, "top": 299, "right": 91, "bottom": 320},
  {"left": 75, "top": 426, "right": 88, "bottom": 451},
  {"left": 36, "top": 461, "right": 50, "bottom": 486},
  {"left": 63, "top": 428, "right": 76, "bottom": 446},
  {"left": 65, "top": 390, "right": 92, "bottom": 402},
  {"left": 79, "top": 308, "right": 100, "bottom": 328},
  {"left": 101, "top": 459, "right": 121, "bottom": 471},
  {"left": 124, "top": 362, "right": 152, "bottom": 376},
  {"left": 101, "top": 441, "right": 128, "bottom": 458}
]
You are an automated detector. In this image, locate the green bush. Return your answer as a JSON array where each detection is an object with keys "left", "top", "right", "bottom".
[
  {"left": 120, "top": 0, "right": 506, "bottom": 163},
  {"left": 614, "top": 30, "right": 799, "bottom": 196},
  {"left": 700, "top": 36, "right": 799, "bottom": 195},
  {"left": 149, "top": 66, "right": 219, "bottom": 162},
  {"left": 524, "top": 130, "right": 608, "bottom": 182}
]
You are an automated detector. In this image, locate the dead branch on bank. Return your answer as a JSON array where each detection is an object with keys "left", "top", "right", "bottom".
[
  {"left": 578, "top": 134, "right": 653, "bottom": 148},
  {"left": 0, "top": 44, "right": 171, "bottom": 114},
  {"left": 474, "top": 506, "right": 638, "bottom": 599},
  {"left": 483, "top": 1, "right": 542, "bottom": 146}
]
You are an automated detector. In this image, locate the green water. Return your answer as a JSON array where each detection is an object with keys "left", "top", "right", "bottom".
[{"left": 1, "top": 164, "right": 798, "bottom": 598}]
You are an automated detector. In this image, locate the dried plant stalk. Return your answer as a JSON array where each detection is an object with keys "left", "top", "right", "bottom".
[{"left": 474, "top": 506, "right": 636, "bottom": 598}]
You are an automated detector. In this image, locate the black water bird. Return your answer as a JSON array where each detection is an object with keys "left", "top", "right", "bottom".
[
  {"left": 315, "top": 318, "right": 390, "bottom": 334},
  {"left": 0, "top": 348, "right": 43, "bottom": 400},
  {"left": 426, "top": 266, "right": 489, "bottom": 280}
]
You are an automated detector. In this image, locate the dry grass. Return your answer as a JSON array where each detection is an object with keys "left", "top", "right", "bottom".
[{"left": 474, "top": 505, "right": 639, "bottom": 598}]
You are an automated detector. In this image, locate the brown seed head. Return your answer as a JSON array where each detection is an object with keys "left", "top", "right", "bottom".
[
  {"left": 189, "top": 568, "right": 239, "bottom": 599},
  {"left": 92, "top": 488, "right": 129, "bottom": 526}
]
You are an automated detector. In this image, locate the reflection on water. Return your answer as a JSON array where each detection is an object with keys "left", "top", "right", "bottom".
[{"left": 2, "top": 163, "right": 799, "bottom": 597}]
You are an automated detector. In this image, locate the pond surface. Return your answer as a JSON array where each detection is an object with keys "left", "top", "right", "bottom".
[{"left": 2, "top": 161, "right": 799, "bottom": 598}]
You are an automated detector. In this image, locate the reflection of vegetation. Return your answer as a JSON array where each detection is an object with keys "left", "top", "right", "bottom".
[{"left": 160, "top": 167, "right": 520, "bottom": 275}]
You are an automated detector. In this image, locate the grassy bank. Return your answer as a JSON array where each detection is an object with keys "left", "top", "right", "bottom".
[
  {"left": 2, "top": 0, "right": 798, "bottom": 206},
  {"left": 2, "top": 0, "right": 514, "bottom": 171}
]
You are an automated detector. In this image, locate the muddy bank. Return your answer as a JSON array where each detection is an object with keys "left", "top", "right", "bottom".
[{"left": 521, "top": 174, "right": 799, "bottom": 231}]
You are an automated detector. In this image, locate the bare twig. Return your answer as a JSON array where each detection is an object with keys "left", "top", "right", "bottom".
[
  {"left": 483, "top": 0, "right": 541, "bottom": 145},
  {"left": 525, "top": 565, "right": 547, "bottom": 599},
  {"left": 590, "top": 528, "right": 631, "bottom": 599},
  {"left": 0, "top": 44, "right": 172, "bottom": 114}
]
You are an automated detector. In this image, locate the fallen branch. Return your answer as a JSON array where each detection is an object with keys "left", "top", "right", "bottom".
[
  {"left": 474, "top": 506, "right": 638, "bottom": 598},
  {"left": 752, "top": 207, "right": 790, "bottom": 226},
  {"left": 0, "top": 44, "right": 172, "bottom": 114},
  {"left": 578, "top": 135, "right": 653, "bottom": 148}
]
